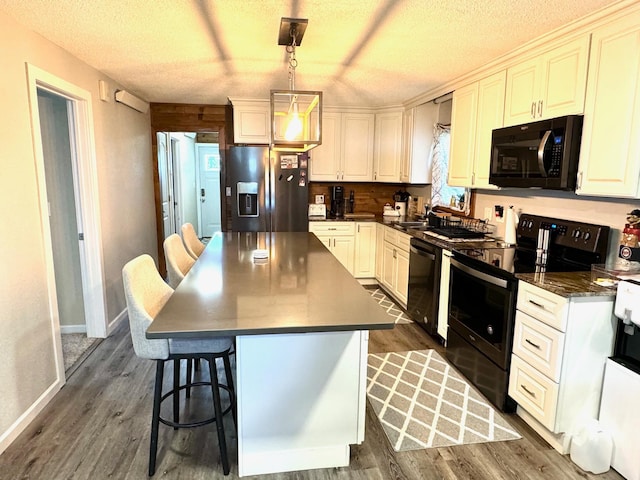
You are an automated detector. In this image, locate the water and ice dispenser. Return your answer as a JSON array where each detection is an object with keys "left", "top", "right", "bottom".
[{"left": 237, "top": 182, "right": 258, "bottom": 217}]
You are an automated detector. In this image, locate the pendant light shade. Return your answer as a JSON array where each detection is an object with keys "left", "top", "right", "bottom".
[
  {"left": 271, "top": 89, "right": 322, "bottom": 152},
  {"left": 270, "top": 18, "right": 322, "bottom": 152}
]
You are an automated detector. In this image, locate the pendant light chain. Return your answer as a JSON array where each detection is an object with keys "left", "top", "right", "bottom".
[{"left": 287, "top": 26, "right": 298, "bottom": 91}]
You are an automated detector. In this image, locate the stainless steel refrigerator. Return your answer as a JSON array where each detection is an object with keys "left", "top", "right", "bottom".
[{"left": 228, "top": 146, "right": 309, "bottom": 232}]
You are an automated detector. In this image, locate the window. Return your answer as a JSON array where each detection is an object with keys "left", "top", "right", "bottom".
[{"left": 430, "top": 124, "right": 469, "bottom": 213}]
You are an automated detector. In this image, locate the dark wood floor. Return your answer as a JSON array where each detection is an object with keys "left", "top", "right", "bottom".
[{"left": 0, "top": 320, "right": 623, "bottom": 480}]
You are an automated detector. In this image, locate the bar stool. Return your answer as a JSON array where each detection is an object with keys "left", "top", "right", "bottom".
[
  {"left": 163, "top": 233, "right": 195, "bottom": 289},
  {"left": 181, "top": 222, "right": 206, "bottom": 259},
  {"left": 122, "top": 254, "right": 236, "bottom": 476}
]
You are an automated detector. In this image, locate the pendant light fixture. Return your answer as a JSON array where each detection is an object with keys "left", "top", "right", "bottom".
[{"left": 270, "top": 17, "right": 322, "bottom": 152}]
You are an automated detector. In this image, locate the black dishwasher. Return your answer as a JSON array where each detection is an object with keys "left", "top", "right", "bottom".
[{"left": 407, "top": 237, "right": 441, "bottom": 337}]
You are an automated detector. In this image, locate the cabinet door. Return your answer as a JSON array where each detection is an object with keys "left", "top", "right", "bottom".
[
  {"left": 354, "top": 223, "right": 376, "bottom": 278},
  {"left": 309, "top": 112, "right": 342, "bottom": 181},
  {"left": 539, "top": 36, "right": 589, "bottom": 120},
  {"left": 577, "top": 17, "right": 640, "bottom": 198},
  {"left": 437, "top": 250, "right": 452, "bottom": 341},
  {"left": 332, "top": 236, "right": 355, "bottom": 274},
  {"left": 233, "top": 102, "right": 271, "bottom": 144},
  {"left": 448, "top": 82, "right": 478, "bottom": 186},
  {"left": 474, "top": 71, "right": 505, "bottom": 189},
  {"left": 375, "top": 224, "right": 385, "bottom": 281},
  {"left": 400, "top": 108, "right": 414, "bottom": 183},
  {"left": 342, "top": 113, "right": 375, "bottom": 181},
  {"left": 381, "top": 242, "right": 396, "bottom": 291},
  {"left": 374, "top": 111, "right": 403, "bottom": 182},
  {"left": 504, "top": 57, "right": 539, "bottom": 126},
  {"left": 394, "top": 248, "right": 410, "bottom": 307},
  {"left": 313, "top": 234, "right": 332, "bottom": 251}
]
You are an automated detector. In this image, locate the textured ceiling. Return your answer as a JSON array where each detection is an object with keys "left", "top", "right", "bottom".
[{"left": 0, "top": 0, "right": 620, "bottom": 107}]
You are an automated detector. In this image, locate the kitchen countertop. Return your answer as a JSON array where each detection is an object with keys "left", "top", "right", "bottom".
[
  {"left": 147, "top": 231, "right": 396, "bottom": 338},
  {"left": 310, "top": 216, "right": 614, "bottom": 297},
  {"left": 515, "top": 271, "right": 616, "bottom": 298}
]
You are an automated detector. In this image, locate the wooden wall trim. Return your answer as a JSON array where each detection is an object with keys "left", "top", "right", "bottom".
[{"left": 150, "top": 103, "right": 229, "bottom": 275}]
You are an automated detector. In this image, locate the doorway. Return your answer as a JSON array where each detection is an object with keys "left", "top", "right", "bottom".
[
  {"left": 27, "top": 64, "right": 108, "bottom": 383},
  {"left": 156, "top": 131, "right": 222, "bottom": 241}
]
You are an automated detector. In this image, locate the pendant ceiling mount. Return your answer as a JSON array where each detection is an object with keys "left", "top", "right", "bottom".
[{"left": 277, "top": 18, "right": 308, "bottom": 46}]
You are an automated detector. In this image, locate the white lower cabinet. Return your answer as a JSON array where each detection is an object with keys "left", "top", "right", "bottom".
[
  {"left": 375, "top": 223, "right": 384, "bottom": 282},
  {"left": 380, "top": 226, "right": 410, "bottom": 308},
  {"left": 508, "top": 281, "right": 616, "bottom": 453},
  {"left": 309, "top": 222, "right": 355, "bottom": 274},
  {"left": 354, "top": 222, "right": 376, "bottom": 278}
]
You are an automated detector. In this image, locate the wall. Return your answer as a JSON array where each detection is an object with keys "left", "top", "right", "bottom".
[
  {"left": 0, "top": 10, "right": 156, "bottom": 453},
  {"left": 475, "top": 190, "right": 639, "bottom": 263}
]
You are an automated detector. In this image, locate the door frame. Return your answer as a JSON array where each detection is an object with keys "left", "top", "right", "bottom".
[{"left": 26, "top": 65, "right": 108, "bottom": 362}]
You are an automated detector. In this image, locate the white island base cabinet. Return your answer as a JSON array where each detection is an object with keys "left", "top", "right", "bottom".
[{"left": 236, "top": 330, "right": 368, "bottom": 477}]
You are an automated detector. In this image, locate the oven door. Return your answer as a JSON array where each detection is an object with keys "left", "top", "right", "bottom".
[{"left": 447, "top": 256, "right": 517, "bottom": 369}]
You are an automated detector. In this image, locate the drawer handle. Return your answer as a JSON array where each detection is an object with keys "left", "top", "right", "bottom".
[
  {"left": 528, "top": 299, "right": 546, "bottom": 310},
  {"left": 521, "top": 385, "right": 536, "bottom": 398},
  {"left": 328, "top": 227, "right": 336, "bottom": 230},
  {"left": 525, "top": 338, "right": 541, "bottom": 349}
]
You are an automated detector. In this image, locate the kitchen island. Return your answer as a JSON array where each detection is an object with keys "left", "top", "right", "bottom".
[{"left": 147, "top": 232, "right": 395, "bottom": 476}]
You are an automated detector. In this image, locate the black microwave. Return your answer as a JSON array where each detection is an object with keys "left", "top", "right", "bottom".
[{"left": 489, "top": 115, "right": 583, "bottom": 190}]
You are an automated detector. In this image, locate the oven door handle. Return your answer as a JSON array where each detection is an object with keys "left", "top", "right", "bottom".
[{"left": 451, "top": 258, "right": 508, "bottom": 289}]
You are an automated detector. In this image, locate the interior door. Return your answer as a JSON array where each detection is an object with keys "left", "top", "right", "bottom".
[
  {"left": 196, "top": 143, "right": 221, "bottom": 237},
  {"left": 157, "top": 132, "right": 175, "bottom": 238}
]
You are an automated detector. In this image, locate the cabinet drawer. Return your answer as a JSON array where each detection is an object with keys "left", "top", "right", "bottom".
[
  {"left": 383, "top": 227, "right": 398, "bottom": 245},
  {"left": 309, "top": 222, "right": 355, "bottom": 236},
  {"left": 396, "top": 231, "right": 411, "bottom": 251},
  {"left": 517, "top": 281, "right": 568, "bottom": 331},
  {"left": 512, "top": 311, "right": 565, "bottom": 382},
  {"left": 508, "top": 355, "right": 559, "bottom": 431}
]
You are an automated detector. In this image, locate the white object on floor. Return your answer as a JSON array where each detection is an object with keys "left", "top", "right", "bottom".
[
  {"left": 599, "top": 359, "right": 640, "bottom": 480},
  {"left": 569, "top": 419, "right": 612, "bottom": 474}
]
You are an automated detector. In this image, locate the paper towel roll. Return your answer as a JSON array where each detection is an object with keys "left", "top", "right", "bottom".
[{"left": 504, "top": 206, "right": 518, "bottom": 245}]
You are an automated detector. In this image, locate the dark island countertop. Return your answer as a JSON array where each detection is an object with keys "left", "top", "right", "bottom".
[
  {"left": 515, "top": 271, "right": 617, "bottom": 298},
  {"left": 147, "top": 232, "right": 396, "bottom": 339}
]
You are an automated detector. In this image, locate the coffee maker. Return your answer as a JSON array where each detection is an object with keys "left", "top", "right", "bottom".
[{"left": 329, "top": 186, "right": 344, "bottom": 218}]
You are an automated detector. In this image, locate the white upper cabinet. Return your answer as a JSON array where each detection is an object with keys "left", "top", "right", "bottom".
[
  {"left": 449, "top": 71, "right": 505, "bottom": 188},
  {"left": 401, "top": 103, "right": 436, "bottom": 184},
  {"left": 230, "top": 99, "right": 271, "bottom": 144},
  {"left": 504, "top": 36, "right": 590, "bottom": 126},
  {"left": 576, "top": 13, "right": 640, "bottom": 198},
  {"left": 373, "top": 110, "right": 403, "bottom": 183},
  {"left": 310, "top": 111, "right": 374, "bottom": 181}
]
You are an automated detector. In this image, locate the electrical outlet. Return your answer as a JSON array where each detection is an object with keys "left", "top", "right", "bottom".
[
  {"left": 315, "top": 194, "right": 325, "bottom": 204},
  {"left": 494, "top": 205, "right": 504, "bottom": 223}
]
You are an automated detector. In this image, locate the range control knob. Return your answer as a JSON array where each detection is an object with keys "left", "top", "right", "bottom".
[
  {"left": 573, "top": 229, "right": 582, "bottom": 239},
  {"left": 487, "top": 325, "right": 494, "bottom": 335},
  {"left": 583, "top": 231, "right": 591, "bottom": 241}
]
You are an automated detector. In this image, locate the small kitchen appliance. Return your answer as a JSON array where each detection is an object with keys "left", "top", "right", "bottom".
[
  {"left": 599, "top": 279, "right": 640, "bottom": 480},
  {"left": 308, "top": 203, "right": 326, "bottom": 220},
  {"left": 393, "top": 190, "right": 410, "bottom": 217},
  {"left": 329, "top": 185, "right": 344, "bottom": 218}
]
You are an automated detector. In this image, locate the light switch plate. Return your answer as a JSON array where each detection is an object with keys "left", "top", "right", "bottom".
[{"left": 315, "top": 194, "right": 325, "bottom": 204}]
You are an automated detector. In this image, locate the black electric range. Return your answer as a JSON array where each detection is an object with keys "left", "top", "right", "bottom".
[{"left": 446, "top": 214, "right": 610, "bottom": 412}]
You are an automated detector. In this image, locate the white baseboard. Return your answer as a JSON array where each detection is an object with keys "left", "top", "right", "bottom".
[
  {"left": 0, "top": 378, "right": 62, "bottom": 456},
  {"left": 60, "top": 324, "right": 87, "bottom": 334},
  {"left": 107, "top": 308, "right": 127, "bottom": 335},
  {"left": 357, "top": 278, "right": 377, "bottom": 286}
]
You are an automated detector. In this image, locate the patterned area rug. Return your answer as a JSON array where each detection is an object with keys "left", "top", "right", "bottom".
[
  {"left": 367, "top": 349, "right": 521, "bottom": 451},
  {"left": 368, "top": 288, "right": 412, "bottom": 324}
]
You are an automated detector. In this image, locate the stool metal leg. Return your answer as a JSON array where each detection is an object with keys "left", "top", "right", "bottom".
[
  {"left": 149, "top": 360, "right": 164, "bottom": 477},
  {"left": 186, "top": 358, "right": 193, "bottom": 398},
  {"left": 222, "top": 353, "right": 237, "bottom": 430},
  {"left": 208, "top": 356, "right": 230, "bottom": 475},
  {"left": 173, "top": 358, "right": 180, "bottom": 430}
]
